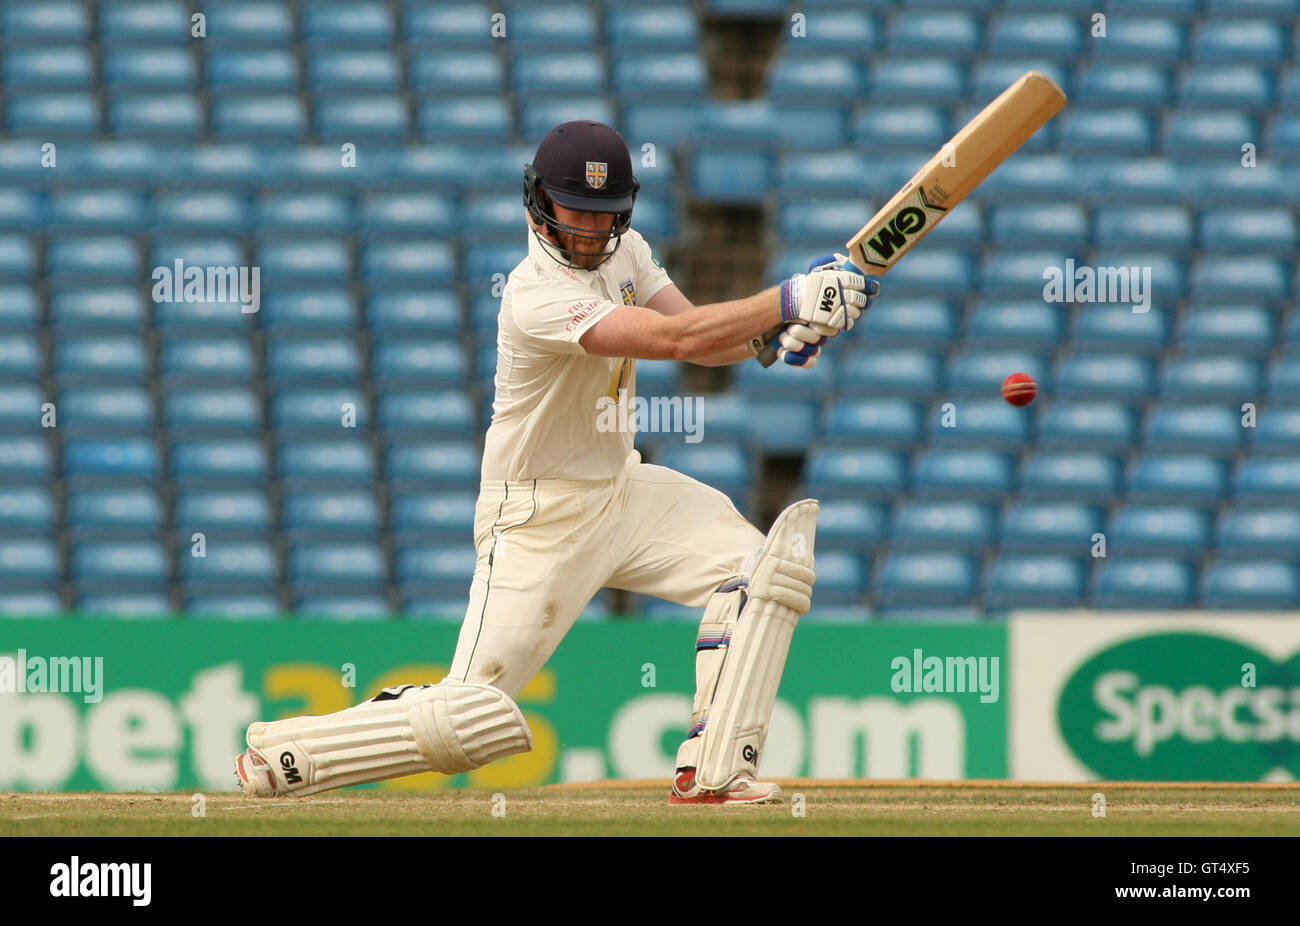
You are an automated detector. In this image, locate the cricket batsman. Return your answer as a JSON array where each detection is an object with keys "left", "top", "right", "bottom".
[{"left": 234, "top": 122, "right": 879, "bottom": 804}]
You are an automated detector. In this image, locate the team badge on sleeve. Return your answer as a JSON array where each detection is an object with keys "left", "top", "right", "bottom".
[
  {"left": 619, "top": 277, "right": 636, "bottom": 305},
  {"left": 585, "top": 161, "right": 608, "bottom": 189}
]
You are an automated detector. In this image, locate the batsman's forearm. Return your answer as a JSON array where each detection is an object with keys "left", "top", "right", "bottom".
[{"left": 669, "top": 287, "right": 781, "bottom": 362}]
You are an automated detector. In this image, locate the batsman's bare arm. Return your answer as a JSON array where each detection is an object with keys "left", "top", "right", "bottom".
[{"left": 579, "top": 283, "right": 778, "bottom": 364}]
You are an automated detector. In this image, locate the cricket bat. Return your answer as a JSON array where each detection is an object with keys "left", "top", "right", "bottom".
[{"left": 757, "top": 70, "right": 1067, "bottom": 367}]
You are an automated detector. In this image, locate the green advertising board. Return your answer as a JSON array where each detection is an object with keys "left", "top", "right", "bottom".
[{"left": 0, "top": 618, "right": 1007, "bottom": 791}]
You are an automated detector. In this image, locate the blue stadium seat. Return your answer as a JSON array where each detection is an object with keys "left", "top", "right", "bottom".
[
  {"left": 868, "top": 58, "right": 965, "bottom": 104},
  {"left": 778, "top": 199, "right": 872, "bottom": 244},
  {"left": 395, "top": 544, "right": 476, "bottom": 595},
  {"left": 924, "top": 399, "right": 1030, "bottom": 450},
  {"left": 1165, "top": 110, "right": 1257, "bottom": 158},
  {"left": 774, "top": 7, "right": 875, "bottom": 51},
  {"left": 204, "top": 1, "right": 293, "bottom": 46},
  {"left": 377, "top": 391, "right": 474, "bottom": 437},
  {"left": 1094, "top": 205, "right": 1192, "bottom": 250},
  {"left": 1081, "top": 157, "right": 1184, "bottom": 205},
  {"left": 266, "top": 339, "right": 362, "bottom": 385},
  {"left": 1074, "top": 63, "right": 1171, "bottom": 110},
  {"left": 1001, "top": 501, "right": 1104, "bottom": 554},
  {"left": 1194, "top": 17, "right": 1287, "bottom": 63},
  {"left": 261, "top": 291, "right": 357, "bottom": 333},
  {"left": 839, "top": 348, "right": 942, "bottom": 400},
  {"left": 981, "top": 153, "right": 1080, "bottom": 200},
  {"left": 622, "top": 102, "right": 703, "bottom": 149},
  {"left": 283, "top": 493, "right": 380, "bottom": 537},
  {"left": 512, "top": 53, "right": 605, "bottom": 97},
  {"left": 857, "top": 299, "right": 957, "bottom": 349},
  {"left": 362, "top": 241, "right": 455, "bottom": 288},
  {"left": 976, "top": 251, "right": 1067, "bottom": 295},
  {"left": 278, "top": 440, "right": 375, "bottom": 487},
  {"left": 1216, "top": 508, "right": 1300, "bottom": 560},
  {"left": 911, "top": 449, "right": 1014, "bottom": 500},
  {"left": 804, "top": 447, "right": 907, "bottom": 500},
  {"left": 0, "top": 193, "right": 43, "bottom": 231},
  {"left": 507, "top": 5, "right": 598, "bottom": 50},
  {"left": 1088, "top": 251, "right": 1184, "bottom": 302},
  {"left": 986, "top": 556, "right": 1087, "bottom": 609},
  {"left": 0, "top": 437, "right": 51, "bottom": 482},
  {"left": 367, "top": 292, "right": 461, "bottom": 338},
  {"left": 1201, "top": 561, "right": 1300, "bottom": 609},
  {"left": 1191, "top": 256, "right": 1289, "bottom": 302},
  {"left": 50, "top": 287, "right": 147, "bottom": 330},
  {"left": 391, "top": 493, "right": 476, "bottom": 542},
  {"left": 691, "top": 149, "right": 772, "bottom": 203},
  {"left": 1058, "top": 109, "right": 1154, "bottom": 155},
  {"left": 63, "top": 438, "right": 159, "bottom": 484},
  {"left": 0, "top": 237, "right": 34, "bottom": 280},
  {"left": 815, "top": 499, "right": 889, "bottom": 553},
  {"left": 0, "top": 537, "right": 59, "bottom": 585},
  {"left": 1159, "top": 356, "right": 1261, "bottom": 402},
  {"left": 176, "top": 144, "right": 267, "bottom": 190},
  {"left": 103, "top": 48, "right": 195, "bottom": 91},
  {"left": 1053, "top": 353, "right": 1155, "bottom": 402},
  {"left": 966, "top": 301, "right": 1063, "bottom": 350},
  {"left": 853, "top": 105, "right": 949, "bottom": 151},
  {"left": 1252, "top": 406, "right": 1300, "bottom": 453},
  {"left": 170, "top": 438, "right": 268, "bottom": 485},
  {"left": 1144, "top": 404, "right": 1243, "bottom": 455},
  {"left": 205, "top": 49, "right": 297, "bottom": 94},
  {"left": 1, "top": 1, "right": 89, "bottom": 41},
  {"left": 212, "top": 96, "right": 308, "bottom": 141},
  {"left": 989, "top": 204, "right": 1088, "bottom": 248},
  {"left": 1199, "top": 208, "right": 1296, "bottom": 256},
  {"left": 1179, "top": 65, "right": 1273, "bottom": 111},
  {"left": 1234, "top": 456, "right": 1300, "bottom": 504},
  {"left": 48, "top": 191, "right": 146, "bottom": 232},
  {"left": 70, "top": 540, "right": 168, "bottom": 586},
  {"left": 404, "top": 3, "right": 495, "bottom": 48},
  {"left": 385, "top": 441, "right": 482, "bottom": 490},
  {"left": 875, "top": 552, "right": 978, "bottom": 608},
  {"left": 185, "top": 595, "right": 280, "bottom": 620},
  {"left": 463, "top": 244, "right": 526, "bottom": 291},
  {"left": 606, "top": 6, "right": 698, "bottom": 50},
  {"left": 1266, "top": 359, "right": 1300, "bottom": 404},
  {"left": 613, "top": 55, "right": 708, "bottom": 100},
  {"left": 359, "top": 193, "right": 456, "bottom": 239},
  {"left": 0, "top": 486, "right": 53, "bottom": 535},
  {"left": 777, "top": 150, "right": 871, "bottom": 197},
  {"left": 151, "top": 191, "right": 249, "bottom": 232},
  {"left": 0, "top": 591, "right": 62, "bottom": 617},
  {"left": 1109, "top": 505, "right": 1211, "bottom": 557},
  {"left": 410, "top": 51, "right": 503, "bottom": 95},
  {"left": 47, "top": 236, "right": 139, "bottom": 281},
  {"left": 0, "top": 340, "right": 41, "bottom": 382},
  {"left": 301, "top": 1, "right": 393, "bottom": 45},
  {"left": 1071, "top": 304, "right": 1169, "bottom": 355},
  {"left": 253, "top": 193, "right": 352, "bottom": 235},
  {"left": 888, "top": 10, "right": 980, "bottom": 57},
  {"left": 164, "top": 388, "right": 261, "bottom": 435},
  {"left": 1178, "top": 305, "right": 1272, "bottom": 358},
  {"left": 768, "top": 56, "right": 861, "bottom": 104},
  {"left": 1093, "top": 17, "right": 1185, "bottom": 62},
  {"left": 173, "top": 490, "right": 272, "bottom": 537},
  {"left": 1038, "top": 401, "right": 1138, "bottom": 451},
  {"left": 293, "top": 595, "right": 391, "bottom": 620},
  {"left": 372, "top": 342, "right": 469, "bottom": 388},
  {"left": 1092, "top": 558, "right": 1195, "bottom": 608},
  {"left": 989, "top": 14, "right": 1082, "bottom": 55},
  {"left": 1126, "top": 455, "right": 1228, "bottom": 506},
  {"left": 307, "top": 50, "right": 400, "bottom": 92},
  {"left": 946, "top": 350, "right": 1049, "bottom": 396},
  {"left": 59, "top": 387, "right": 152, "bottom": 434},
  {"left": 892, "top": 500, "right": 995, "bottom": 552},
  {"left": 316, "top": 95, "right": 409, "bottom": 141},
  {"left": 882, "top": 250, "right": 974, "bottom": 297},
  {"left": 100, "top": 0, "right": 189, "bottom": 42},
  {"left": 155, "top": 297, "right": 256, "bottom": 333},
  {"left": 460, "top": 194, "right": 527, "bottom": 241},
  {"left": 181, "top": 539, "right": 278, "bottom": 590},
  {"left": 54, "top": 335, "right": 147, "bottom": 382},
  {"left": 75, "top": 594, "right": 171, "bottom": 619},
  {"left": 0, "top": 286, "right": 37, "bottom": 329},
  {"left": 259, "top": 240, "right": 350, "bottom": 284},
  {"left": 823, "top": 399, "right": 923, "bottom": 449},
  {"left": 804, "top": 552, "right": 868, "bottom": 607}
]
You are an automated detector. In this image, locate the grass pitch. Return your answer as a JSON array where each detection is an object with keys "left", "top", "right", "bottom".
[{"left": 4, "top": 780, "right": 1299, "bottom": 836}]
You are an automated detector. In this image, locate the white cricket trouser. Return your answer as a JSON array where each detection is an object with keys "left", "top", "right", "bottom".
[{"left": 448, "top": 449, "right": 765, "bottom": 698}]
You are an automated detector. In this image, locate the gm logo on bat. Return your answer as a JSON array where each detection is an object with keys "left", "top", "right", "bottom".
[{"left": 861, "top": 188, "right": 948, "bottom": 268}]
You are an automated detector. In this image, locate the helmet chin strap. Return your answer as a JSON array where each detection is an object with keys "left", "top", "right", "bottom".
[{"left": 529, "top": 219, "right": 622, "bottom": 271}]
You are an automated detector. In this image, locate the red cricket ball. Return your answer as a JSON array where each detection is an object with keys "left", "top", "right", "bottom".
[{"left": 1002, "top": 372, "right": 1037, "bottom": 406}]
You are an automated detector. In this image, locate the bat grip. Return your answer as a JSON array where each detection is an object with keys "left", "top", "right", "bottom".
[{"left": 754, "top": 323, "right": 783, "bottom": 368}]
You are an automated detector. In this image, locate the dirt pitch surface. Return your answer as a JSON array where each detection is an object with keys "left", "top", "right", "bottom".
[{"left": 4, "top": 780, "right": 1299, "bottom": 836}]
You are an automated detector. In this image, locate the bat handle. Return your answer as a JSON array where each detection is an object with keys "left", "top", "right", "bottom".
[{"left": 755, "top": 323, "right": 782, "bottom": 368}]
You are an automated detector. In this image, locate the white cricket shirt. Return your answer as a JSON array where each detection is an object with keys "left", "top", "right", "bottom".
[{"left": 479, "top": 223, "right": 674, "bottom": 482}]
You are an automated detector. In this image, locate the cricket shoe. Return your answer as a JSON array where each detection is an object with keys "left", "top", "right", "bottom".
[
  {"left": 234, "top": 747, "right": 282, "bottom": 798},
  {"left": 669, "top": 767, "right": 783, "bottom": 805}
]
